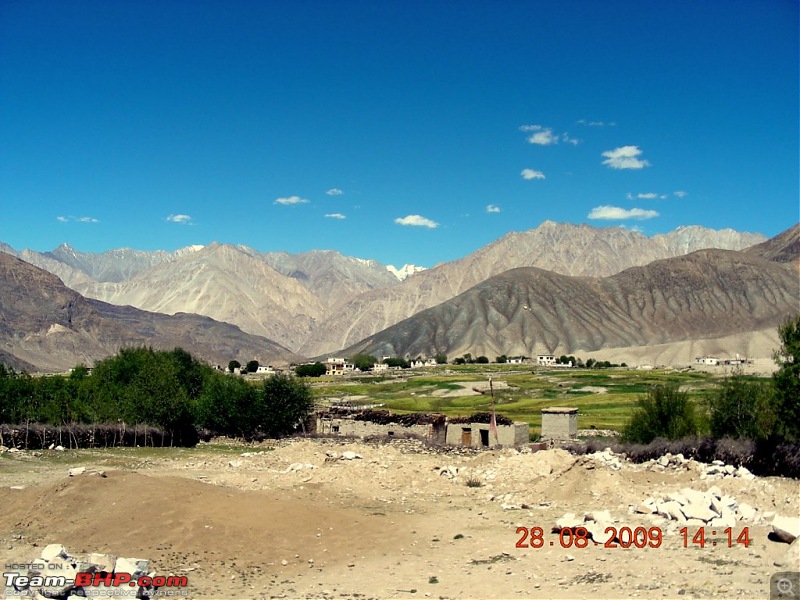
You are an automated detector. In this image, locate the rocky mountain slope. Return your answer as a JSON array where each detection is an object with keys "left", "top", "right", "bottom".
[
  {"left": 341, "top": 249, "right": 799, "bottom": 360},
  {"left": 3, "top": 222, "right": 775, "bottom": 357},
  {"left": 299, "top": 222, "right": 767, "bottom": 355},
  {"left": 0, "top": 252, "right": 300, "bottom": 372},
  {"left": 744, "top": 223, "right": 800, "bottom": 266}
]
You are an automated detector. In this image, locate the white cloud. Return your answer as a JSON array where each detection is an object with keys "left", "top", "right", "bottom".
[
  {"left": 521, "top": 168, "right": 546, "bottom": 180},
  {"left": 326, "top": 188, "right": 344, "bottom": 196},
  {"left": 674, "top": 190, "right": 688, "bottom": 198},
  {"left": 274, "top": 195, "right": 309, "bottom": 205},
  {"left": 166, "top": 214, "right": 192, "bottom": 223},
  {"left": 325, "top": 213, "right": 346, "bottom": 219},
  {"left": 527, "top": 128, "right": 559, "bottom": 145},
  {"left": 486, "top": 204, "right": 501, "bottom": 213},
  {"left": 637, "top": 193, "right": 658, "bottom": 199},
  {"left": 602, "top": 146, "right": 650, "bottom": 170},
  {"left": 519, "top": 124, "right": 543, "bottom": 132},
  {"left": 577, "top": 119, "right": 616, "bottom": 127},
  {"left": 562, "top": 133, "right": 580, "bottom": 145},
  {"left": 57, "top": 215, "right": 99, "bottom": 223},
  {"left": 394, "top": 214, "right": 439, "bottom": 228},
  {"left": 588, "top": 205, "right": 659, "bottom": 220}
]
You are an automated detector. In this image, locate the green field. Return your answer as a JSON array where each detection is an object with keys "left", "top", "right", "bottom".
[{"left": 308, "top": 366, "right": 726, "bottom": 436}]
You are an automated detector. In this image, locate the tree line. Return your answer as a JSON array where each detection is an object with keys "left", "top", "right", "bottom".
[{"left": 0, "top": 347, "right": 313, "bottom": 445}]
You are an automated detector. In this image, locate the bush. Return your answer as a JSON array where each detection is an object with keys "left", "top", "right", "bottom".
[
  {"left": 621, "top": 384, "right": 699, "bottom": 444},
  {"left": 295, "top": 362, "right": 326, "bottom": 377},
  {"left": 773, "top": 314, "right": 800, "bottom": 442},
  {"left": 706, "top": 373, "right": 776, "bottom": 440},
  {"left": 256, "top": 372, "right": 314, "bottom": 437}
]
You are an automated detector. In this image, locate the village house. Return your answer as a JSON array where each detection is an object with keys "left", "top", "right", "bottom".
[
  {"left": 325, "top": 357, "right": 355, "bottom": 376},
  {"left": 536, "top": 354, "right": 557, "bottom": 366},
  {"left": 314, "top": 409, "right": 529, "bottom": 448},
  {"left": 695, "top": 356, "right": 720, "bottom": 366},
  {"left": 410, "top": 358, "right": 438, "bottom": 368}
]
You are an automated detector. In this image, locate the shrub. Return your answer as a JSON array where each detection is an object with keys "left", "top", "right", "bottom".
[
  {"left": 621, "top": 384, "right": 699, "bottom": 444},
  {"left": 706, "top": 372, "right": 776, "bottom": 440}
]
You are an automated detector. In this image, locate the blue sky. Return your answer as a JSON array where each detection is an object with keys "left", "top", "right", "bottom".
[{"left": 1, "top": 0, "right": 797, "bottom": 268}]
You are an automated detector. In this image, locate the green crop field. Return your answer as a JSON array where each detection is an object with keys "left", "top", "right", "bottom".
[{"left": 309, "top": 366, "right": 733, "bottom": 437}]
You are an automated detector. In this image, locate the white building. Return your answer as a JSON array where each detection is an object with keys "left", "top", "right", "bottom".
[{"left": 536, "top": 354, "right": 556, "bottom": 366}]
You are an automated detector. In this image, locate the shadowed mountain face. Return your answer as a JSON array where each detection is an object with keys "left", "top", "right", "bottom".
[
  {"left": 340, "top": 249, "right": 800, "bottom": 360},
  {"left": 744, "top": 223, "right": 800, "bottom": 266},
  {"left": 0, "top": 252, "right": 301, "bottom": 372},
  {"left": 298, "top": 222, "right": 767, "bottom": 355}
]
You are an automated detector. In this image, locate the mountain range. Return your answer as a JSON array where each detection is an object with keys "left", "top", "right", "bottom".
[
  {"left": 2, "top": 221, "right": 797, "bottom": 372},
  {"left": 0, "top": 252, "right": 300, "bottom": 372}
]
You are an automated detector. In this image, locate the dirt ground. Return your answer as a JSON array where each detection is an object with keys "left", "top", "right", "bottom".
[{"left": 1, "top": 438, "right": 798, "bottom": 600}]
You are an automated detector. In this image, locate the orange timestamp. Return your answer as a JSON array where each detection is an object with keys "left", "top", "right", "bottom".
[
  {"left": 515, "top": 526, "right": 664, "bottom": 549},
  {"left": 680, "top": 526, "right": 750, "bottom": 548}
]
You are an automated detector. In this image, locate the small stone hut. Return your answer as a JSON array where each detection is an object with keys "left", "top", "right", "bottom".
[{"left": 541, "top": 406, "right": 579, "bottom": 440}]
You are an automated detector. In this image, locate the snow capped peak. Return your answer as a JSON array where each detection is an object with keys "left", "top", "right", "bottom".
[
  {"left": 174, "top": 244, "right": 205, "bottom": 256},
  {"left": 387, "top": 264, "right": 426, "bottom": 281}
]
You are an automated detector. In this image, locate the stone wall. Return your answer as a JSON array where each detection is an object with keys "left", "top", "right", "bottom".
[
  {"left": 316, "top": 415, "right": 529, "bottom": 447},
  {"left": 316, "top": 417, "right": 441, "bottom": 442},
  {"left": 444, "top": 422, "right": 529, "bottom": 448}
]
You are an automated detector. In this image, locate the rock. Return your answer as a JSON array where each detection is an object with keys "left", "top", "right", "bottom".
[
  {"left": 737, "top": 503, "right": 756, "bottom": 521},
  {"left": 36, "top": 557, "right": 76, "bottom": 597},
  {"left": 681, "top": 504, "right": 717, "bottom": 523},
  {"left": 636, "top": 499, "right": 656, "bottom": 514},
  {"left": 665, "top": 492, "right": 688, "bottom": 506},
  {"left": 586, "top": 510, "right": 612, "bottom": 523},
  {"left": 341, "top": 451, "right": 362, "bottom": 460},
  {"left": 227, "top": 460, "right": 241, "bottom": 468},
  {"left": 281, "top": 559, "right": 288, "bottom": 566},
  {"left": 114, "top": 557, "right": 149, "bottom": 580},
  {"left": 735, "top": 466, "right": 754, "bottom": 479},
  {"left": 774, "top": 536, "right": 800, "bottom": 569},
  {"left": 68, "top": 467, "right": 86, "bottom": 477},
  {"left": 40, "top": 544, "right": 69, "bottom": 562},
  {"left": 772, "top": 516, "right": 800, "bottom": 544},
  {"left": 555, "top": 513, "right": 584, "bottom": 530}
]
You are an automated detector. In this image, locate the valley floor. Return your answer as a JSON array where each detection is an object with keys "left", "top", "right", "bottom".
[{"left": 1, "top": 438, "right": 798, "bottom": 600}]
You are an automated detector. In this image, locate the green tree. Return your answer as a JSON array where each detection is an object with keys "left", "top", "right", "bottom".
[
  {"left": 476, "top": 356, "right": 489, "bottom": 364},
  {"left": 773, "top": 314, "right": 800, "bottom": 441},
  {"left": 585, "top": 358, "right": 596, "bottom": 369},
  {"left": 383, "top": 357, "right": 410, "bottom": 369},
  {"left": 434, "top": 354, "right": 448, "bottom": 365},
  {"left": 228, "top": 360, "right": 241, "bottom": 373},
  {"left": 496, "top": 355, "right": 507, "bottom": 364},
  {"left": 621, "top": 384, "right": 700, "bottom": 444},
  {"left": 295, "top": 362, "right": 327, "bottom": 377},
  {"left": 196, "top": 371, "right": 259, "bottom": 436},
  {"left": 257, "top": 372, "right": 314, "bottom": 437},
  {"left": 350, "top": 354, "right": 377, "bottom": 372},
  {"left": 707, "top": 372, "right": 776, "bottom": 440},
  {"left": 246, "top": 360, "right": 260, "bottom": 373}
]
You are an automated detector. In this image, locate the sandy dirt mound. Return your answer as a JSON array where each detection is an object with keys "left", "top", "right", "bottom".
[{"left": 1, "top": 439, "right": 798, "bottom": 599}]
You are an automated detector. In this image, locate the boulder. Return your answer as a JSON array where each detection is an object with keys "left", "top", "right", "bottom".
[
  {"left": 40, "top": 544, "right": 70, "bottom": 562},
  {"left": 341, "top": 451, "right": 362, "bottom": 460},
  {"left": 68, "top": 467, "right": 86, "bottom": 477},
  {"left": 772, "top": 516, "right": 800, "bottom": 544},
  {"left": 681, "top": 503, "right": 717, "bottom": 523},
  {"left": 774, "top": 536, "right": 800, "bottom": 569}
]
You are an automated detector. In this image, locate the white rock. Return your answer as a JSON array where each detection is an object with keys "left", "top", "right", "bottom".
[
  {"left": 40, "top": 544, "right": 69, "bottom": 562},
  {"left": 341, "top": 451, "right": 362, "bottom": 460},
  {"left": 681, "top": 504, "right": 717, "bottom": 523},
  {"left": 665, "top": 492, "right": 688, "bottom": 506},
  {"left": 737, "top": 503, "right": 756, "bottom": 521},
  {"left": 774, "top": 536, "right": 800, "bottom": 569},
  {"left": 227, "top": 460, "right": 241, "bottom": 468},
  {"left": 772, "top": 516, "right": 800, "bottom": 544},
  {"left": 555, "top": 513, "right": 584, "bottom": 529},
  {"left": 68, "top": 467, "right": 85, "bottom": 477},
  {"left": 707, "top": 486, "right": 723, "bottom": 499}
]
